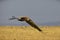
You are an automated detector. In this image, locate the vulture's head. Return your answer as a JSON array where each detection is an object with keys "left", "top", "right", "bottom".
[{"left": 18, "top": 16, "right": 30, "bottom": 21}]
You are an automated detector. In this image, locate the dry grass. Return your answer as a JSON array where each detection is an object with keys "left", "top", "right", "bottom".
[{"left": 0, "top": 26, "right": 60, "bottom": 40}]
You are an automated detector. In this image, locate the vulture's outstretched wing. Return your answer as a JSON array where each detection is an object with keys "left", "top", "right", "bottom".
[
  {"left": 9, "top": 16, "right": 18, "bottom": 20},
  {"left": 25, "top": 19, "right": 42, "bottom": 31}
]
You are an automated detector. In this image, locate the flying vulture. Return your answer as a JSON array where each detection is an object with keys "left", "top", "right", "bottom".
[{"left": 9, "top": 16, "right": 42, "bottom": 32}]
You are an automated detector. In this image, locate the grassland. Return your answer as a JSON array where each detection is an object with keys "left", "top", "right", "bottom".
[{"left": 0, "top": 26, "right": 60, "bottom": 40}]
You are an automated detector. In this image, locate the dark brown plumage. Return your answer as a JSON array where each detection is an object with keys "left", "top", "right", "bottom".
[{"left": 18, "top": 16, "right": 42, "bottom": 31}]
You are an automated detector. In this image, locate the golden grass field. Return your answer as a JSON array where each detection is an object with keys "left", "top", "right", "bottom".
[{"left": 0, "top": 26, "right": 60, "bottom": 40}]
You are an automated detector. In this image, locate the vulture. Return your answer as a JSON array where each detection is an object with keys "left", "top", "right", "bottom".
[{"left": 9, "top": 16, "right": 42, "bottom": 32}]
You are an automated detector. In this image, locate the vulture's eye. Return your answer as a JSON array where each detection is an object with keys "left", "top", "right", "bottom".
[{"left": 21, "top": 18, "right": 25, "bottom": 20}]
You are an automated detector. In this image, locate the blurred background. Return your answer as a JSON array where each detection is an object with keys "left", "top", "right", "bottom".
[{"left": 0, "top": 0, "right": 60, "bottom": 26}]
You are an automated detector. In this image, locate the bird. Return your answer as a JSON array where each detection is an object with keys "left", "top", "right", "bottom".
[{"left": 9, "top": 16, "right": 42, "bottom": 32}]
